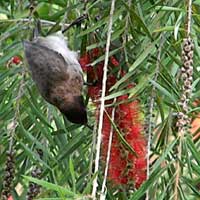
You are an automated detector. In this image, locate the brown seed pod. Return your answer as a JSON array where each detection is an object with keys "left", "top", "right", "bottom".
[
  {"left": 187, "top": 68, "right": 193, "bottom": 76},
  {"left": 1, "top": 151, "right": 15, "bottom": 199},
  {"left": 26, "top": 166, "right": 42, "bottom": 200},
  {"left": 184, "top": 80, "right": 191, "bottom": 88},
  {"left": 182, "top": 72, "right": 188, "bottom": 80},
  {"left": 183, "top": 61, "right": 191, "bottom": 69},
  {"left": 184, "top": 45, "right": 191, "bottom": 52},
  {"left": 181, "top": 67, "right": 186, "bottom": 73},
  {"left": 188, "top": 51, "right": 193, "bottom": 59}
]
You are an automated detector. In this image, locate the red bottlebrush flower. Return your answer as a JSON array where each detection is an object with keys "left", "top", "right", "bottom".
[
  {"left": 107, "top": 74, "right": 117, "bottom": 89},
  {"left": 7, "top": 196, "right": 13, "bottom": 200},
  {"left": 80, "top": 47, "right": 147, "bottom": 188},
  {"left": 88, "top": 85, "right": 101, "bottom": 101},
  {"left": 12, "top": 56, "right": 21, "bottom": 64},
  {"left": 92, "top": 48, "right": 100, "bottom": 57},
  {"left": 134, "top": 170, "right": 147, "bottom": 189},
  {"left": 79, "top": 48, "right": 118, "bottom": 101},
  {"left": 79, "top": 52, "right": 101, "bottom": 100},
  {"left": 79, "top": 54, "right": 90, "bottom": 72},
  {"left": 95, "top": 62, "right": 104, "bottom": 81},
  {"left": 110, "top": 56, "right": 119, "bottom": 67},
  {"left": 101, "top": 94, "right": 147, "bottom": 189},
  {"left": 135, "top": 157, "right": 147, "bottom": 170}
]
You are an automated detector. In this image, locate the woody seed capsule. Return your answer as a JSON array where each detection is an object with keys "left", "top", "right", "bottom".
[
  {"left": 188, "top": 51, "right": 193, "bottom": 59},
  {"left": 184, "top": 45, "right": 191, "bottom": 52},
  {"left": 187, "top": 68, "right": 193, "bottom": 76},
  {"left": 184, "top": 61, "right": 191, "bottom": 68}
]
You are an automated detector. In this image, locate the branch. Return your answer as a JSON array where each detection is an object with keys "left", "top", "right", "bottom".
[
  {"left": 100, "top": 105, "right": 116, "bottom": 200},
  {"left": 92, "top": 0, "right": 116, "bottom": 199},
  {"left": 186, "top": 0, "right": 193, "bottom": 36}
]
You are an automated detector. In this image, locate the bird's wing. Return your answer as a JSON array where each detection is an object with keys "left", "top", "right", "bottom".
[{"left": 23, "top": 41, "right": 70, "bottom": 97}]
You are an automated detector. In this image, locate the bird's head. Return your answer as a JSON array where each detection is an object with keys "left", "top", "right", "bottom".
[{"left": 60, "top": 95, "right": 87, "bottom": 125}]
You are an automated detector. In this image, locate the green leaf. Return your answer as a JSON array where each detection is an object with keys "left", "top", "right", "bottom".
[
  {"left": 110, "top": 41, "right": 157, "bottom": 91},
  {"left": 187, "top": 137, "right": 200, "bottom": 166},
  {"left": 23, "top": 176, "right": 78, "bottom": 197},
  {"left": 155, "top": 6, "right": 183, "bottom": 12},
  {"left": 18, "top": 141, "right": 51, "bottom": 169},
  {"left": 174, "top": 12, "right": 183, "bottom": 40},
  {"left": 130, "top": 166, "right": 168, "bottom": 200},
  {"left": 77, "top": 7, "right": 124, "bottom": 37},
  {"left": 69, "top": 158, "right": 76, "bottom": 193},
  {"left": 149, "top": 80, "right": 177, "bottom": 103},
  {"left": 25, "top": 93, "right": 53, "bottom": 129},
  {"left": 107, "top": 72, "right": 154, "bottom": 100},
  {"left": 104, "top": 109, "right": 137, "bottom": 156},
  {"left": 123, "top": 1, "right": 153, "bottom": 40}
]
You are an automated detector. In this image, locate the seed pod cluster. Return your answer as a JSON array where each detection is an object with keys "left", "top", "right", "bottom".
[
  {"left": 26, "top": 167, "right": 42, "bottom": 200},
  {"left": 1, "top": 150, "right": 15, "bottom": 200},
  {"left": 176, "top": 37, "right": 194, "bottom": 129},
  {"left": 26, "top": 149, "right": 43, "bottom": 200}
]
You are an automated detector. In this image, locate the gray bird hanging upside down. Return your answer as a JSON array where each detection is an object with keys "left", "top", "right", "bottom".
[{"left": 23, "top": 32, "right": 87, "bottom": 124}]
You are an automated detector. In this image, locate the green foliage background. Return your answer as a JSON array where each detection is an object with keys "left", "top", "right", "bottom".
[{"left": 0, "top": 0, "right": 200, "bottom": 199}]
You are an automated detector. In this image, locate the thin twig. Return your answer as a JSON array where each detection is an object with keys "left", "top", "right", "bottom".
[
  {"left": 174, "top": 131, "right": 183, "bottom": 200},
  {"left": 186, "top": 0, "right": 192, "bottom": 36},
  {"left": 99, "top": 4, "right": 129, "bottom": 192},
  {"left": 92, "top": 0, "right": 116, "bottom": 199},
  {"left": 89, "top": 121, "right": 98, "bottom": 179},
  {"left": 100, "top": 105, "right": 116, "bottom": 200},
  {"left": 0, "top": 18, "right": 70, "bottom": 27}
]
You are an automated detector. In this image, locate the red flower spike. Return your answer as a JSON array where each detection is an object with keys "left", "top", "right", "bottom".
[
  {"left": 12, "top": 56, "right": 21, "bottom": 64},
  {"left": 7, "top": 196, "right": 13, "bottom": 200},
  {"left": 134, "top": 170, "right": 147, "bottom": 189},
  {"left": 135, "top": 158, "right": 147, "bottom": 169},
  {"left": 110, "top": 56, "right": 119, "bottom": 67},
  {"left": 102, "top": 94, "right": 147, "bottom": 188},
  {"left": 96, "top": 63, "right": 104, "bottom": 81},
  {"left": 79, "top": 54, "right": 90, "bottom": 72},
  {"left": 92, "top": 48, "right": 100, "bottom": 57},
  {"left": 80, "top": 48, "right": 147, "bottom": 189},
  {"left": 88, "top": 86, "right": 101, "bottom": 101}
]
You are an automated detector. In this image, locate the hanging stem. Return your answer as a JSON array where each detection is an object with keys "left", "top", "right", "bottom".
[
  {"left": 92, "top": 0, "right": 116, "bottom": 199},
  {"left": 186, "top": 0, "right": 192, "bottom": 37}
]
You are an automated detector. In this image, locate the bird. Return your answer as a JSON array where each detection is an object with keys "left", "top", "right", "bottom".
[{"left": 23, "top": 32, "right": 87, "bottom": 124}]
